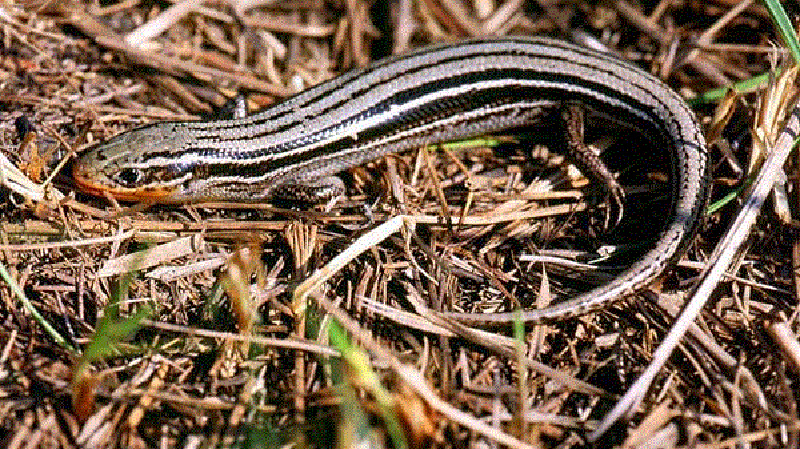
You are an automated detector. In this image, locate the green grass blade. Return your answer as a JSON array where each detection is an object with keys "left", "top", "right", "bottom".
[
  {"left": 0, "top": 261, "right": 76, "bottom": 352},
  {"left": 763, "top": 0, "right": 800, "bottom": 64}
]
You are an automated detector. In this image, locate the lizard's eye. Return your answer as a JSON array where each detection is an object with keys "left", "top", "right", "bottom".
[{"left": 115, "top": 168, "right": 142, "bottom": 188}]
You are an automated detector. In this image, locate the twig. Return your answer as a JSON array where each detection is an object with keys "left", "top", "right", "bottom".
[
  {"left": 125, "top": 0, "right": 206, "bottom": 47},
  {"left": 766, "top": 320, "right": 800, "bottom": 375},
  {"left": 613, "top": 0, "right": 730, "bottom": 86},
  {"left": 140, "top": 319, "right": 339, "bottom": 356}
]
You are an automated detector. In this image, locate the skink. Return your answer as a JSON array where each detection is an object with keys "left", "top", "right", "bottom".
[{"left": 73, "top": 37, "right": 710, "bottom": 324}]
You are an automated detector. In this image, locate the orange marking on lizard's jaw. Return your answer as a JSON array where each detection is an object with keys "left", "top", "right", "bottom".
[{"left": 72, "top": 164, "right": 176, "bottom": 202}]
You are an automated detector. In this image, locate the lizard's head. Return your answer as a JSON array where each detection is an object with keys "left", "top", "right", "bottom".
[{"left": 73, "top": 123, "right": 195, "bottom": 202}]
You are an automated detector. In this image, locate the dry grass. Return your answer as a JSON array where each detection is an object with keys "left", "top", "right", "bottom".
[{"left": 0, "top": 0, "right": 798, "bottom": 448}]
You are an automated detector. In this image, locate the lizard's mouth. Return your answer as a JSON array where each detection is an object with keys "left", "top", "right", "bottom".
[{"left": 72, "top": 162, "right": 176, "bottom": 202}]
